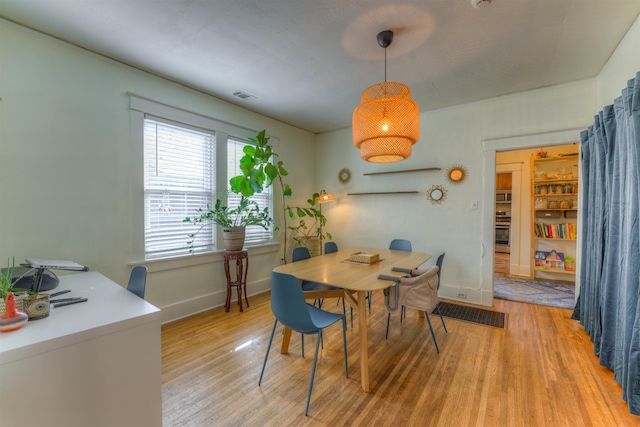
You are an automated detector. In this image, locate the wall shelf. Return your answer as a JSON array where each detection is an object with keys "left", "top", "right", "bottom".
[
  {"left": 363, "top": 167, "right": 440, "bottom": 176},
  {"left": 347, "top": 191, "right": 420, "bottom": 196}
]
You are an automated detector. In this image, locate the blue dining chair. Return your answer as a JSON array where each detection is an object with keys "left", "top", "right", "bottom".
[
  {"left": 324, "top": 241, "right": 338, "bottom": 254},
  {"left": 259, "top": 271, "right": 348, "bottom": 416},
  {"left": 127, "top": 265, "right": 148, "bottom": 299},
  {"left": 389, "top": 239, "right": 412, "bottom": 252},
  {"left": 293, "top": 246, "right": 350, "bottom": 334}
]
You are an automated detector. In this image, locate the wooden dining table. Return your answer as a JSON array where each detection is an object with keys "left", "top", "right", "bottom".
[{"left": 273, "top": 247, "right": 432, "bottom": 392}]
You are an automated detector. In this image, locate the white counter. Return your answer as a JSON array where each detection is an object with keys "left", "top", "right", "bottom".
[{"left": 0, "top": 271, "right": 162, "bottom": 427}]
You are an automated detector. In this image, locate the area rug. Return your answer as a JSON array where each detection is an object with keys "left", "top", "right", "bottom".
[
  {"left": 493, "top": 274, "right": 576, "bottom": 309},
  {"left": 434, "top": 302, "right": 507, "bottom": 330}
]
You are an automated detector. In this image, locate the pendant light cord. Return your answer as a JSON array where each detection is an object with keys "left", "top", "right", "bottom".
[{"left": 384, "top": 46, "right": 387, "bottom": 83}]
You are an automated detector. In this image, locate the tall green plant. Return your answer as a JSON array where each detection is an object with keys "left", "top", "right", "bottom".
[{"left": 230, "top": 130, "right": 330, "bottom": 262}]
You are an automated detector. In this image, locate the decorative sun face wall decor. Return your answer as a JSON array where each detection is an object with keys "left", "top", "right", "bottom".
[
  {"left": 427, "top": 185, "right": 447, "bottom": 204},
  {"left": 338, "top": 168, "right": 351, "bottom": 184},
  {"left": 446, "top": 165, "right": 467, "bottom": 185}
]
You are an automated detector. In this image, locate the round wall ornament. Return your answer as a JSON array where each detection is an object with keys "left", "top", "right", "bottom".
[
  {"left": 338, "top": 168, "right": 351, "bottom": 184},
  {"left": 446, "top": 164, "right": 467, "bottom": 185},
  {"left": 427, "top": 185, "right": 447, "bottom": 205}
]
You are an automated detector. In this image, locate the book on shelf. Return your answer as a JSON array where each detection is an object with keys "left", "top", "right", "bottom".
[{"left": 534, "top": 222, "right": 576, "bottom": 239}]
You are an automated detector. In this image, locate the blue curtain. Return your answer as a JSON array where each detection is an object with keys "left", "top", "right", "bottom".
[{"left": 573, "top": 71, "right": 640, "bottom": 415}]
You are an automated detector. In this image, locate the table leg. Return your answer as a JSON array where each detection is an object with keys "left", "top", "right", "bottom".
[
  {"left": 235, "top": 258, "right": 243, "bottom": 312},
  {"left": 357, "top": 290, "right": 370, "bottom": 392},
  {"left": 280, "top": 327, "right": 292, "bottom": 354}
]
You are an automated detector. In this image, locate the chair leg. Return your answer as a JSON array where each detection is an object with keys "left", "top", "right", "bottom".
[
  {"left": 301, "top": 334, "right": 305, "bottom": 357},
  {"left": 400, "top": 305, "right": 406, "bottom": 322},
  {"left": 436, "top": 303, "right": 448, "bottom": 333},
  {"left": 367, "top": 291, "right": 372, "bottom": 313},
  {"left": 259, "top": 319, "right": 278, "bottom": 385},
  {"left": 385, "top": 312, "right": 391, "bottom": 339},
  {"left": 350, "top": 307, "right": 353, "bottom": 329},
  {"left": 305, "top": 331, "right": 322, "bottom": 416},
  {"left": 341, "top": 317, "right": 349, "bottom": 378},
  {"left": 424, "top": 311, "right": 440, "bottom": 353}
]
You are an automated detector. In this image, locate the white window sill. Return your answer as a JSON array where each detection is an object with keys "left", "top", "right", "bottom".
[{"left": 129, "top": 242, "right": 280, "bottom": 273}]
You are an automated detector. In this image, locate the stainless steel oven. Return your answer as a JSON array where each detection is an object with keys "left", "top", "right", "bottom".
[{"left": 495, "top": 212, "right": 511, "bottom": 253}]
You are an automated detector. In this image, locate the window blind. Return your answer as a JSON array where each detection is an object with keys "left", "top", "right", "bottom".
[{"left": 144, "top": 118, "right": 216, "bottom": 258}]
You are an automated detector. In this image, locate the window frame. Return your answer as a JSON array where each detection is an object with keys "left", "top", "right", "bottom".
[{"left": 130, "top": 95, "right": 278, "bottom": 269}]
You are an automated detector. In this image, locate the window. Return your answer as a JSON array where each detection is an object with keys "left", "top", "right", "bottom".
[
  {"left": 144, "top": 118, "right": 215, "bottom": 259},
  {"left": 134, "top": 96, "right": 275, "bottom": 261}
]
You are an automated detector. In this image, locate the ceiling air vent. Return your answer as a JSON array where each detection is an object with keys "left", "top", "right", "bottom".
[{"left": 233, "top": 90, "right": 256, "bottom": 100}]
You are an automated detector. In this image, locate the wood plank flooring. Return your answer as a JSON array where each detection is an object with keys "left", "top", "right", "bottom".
[
  {"left": 494, "top": 252, "right": 510, "bottom": 275},
  {"left": 162, "top": 291, "right": 639, "bottom": 426}
]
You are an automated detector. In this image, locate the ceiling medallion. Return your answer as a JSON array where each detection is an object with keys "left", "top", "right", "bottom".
[
  {"left": 352, "top": 30, "right": 420, "bottom": 163},
  {"left": 427, "top": 184, "right": 447, "bottom": 205},
  {"left": 338, "top": 168, "right": 352, "bottom": 184},
  {"left": 446, "top": 164, "right": 467, "bottom": 185}
]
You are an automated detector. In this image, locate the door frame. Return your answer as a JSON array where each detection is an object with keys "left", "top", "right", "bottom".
[{"left": 479, "top": 128, "right": 584, "bottom": 306}]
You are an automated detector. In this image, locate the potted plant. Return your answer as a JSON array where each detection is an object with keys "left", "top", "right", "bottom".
[
  {"left": 184, "top": 129, "right": 331, "bottom": 260},
  {"left": 564, "top": 256, "right": 576, "bottom": 271},
  {"left": 184, "top": 194, "right": 274, "bottom": 251},
  {"left": 227, "top": 130, "right": 331, "bottom": 262},
  {"left": 289, "top": 193, "right": 332, "bottom": 257},
  {"left": 0, "top": 257, "right": 31, "bottom": 314}
]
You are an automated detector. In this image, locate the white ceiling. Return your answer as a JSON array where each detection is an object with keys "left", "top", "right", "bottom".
[{"left": 1, "top": 0, "right": 639, "bottom": 134}]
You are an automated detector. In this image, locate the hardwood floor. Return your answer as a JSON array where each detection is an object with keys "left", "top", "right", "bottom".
[
  {"left": 494, "top": 252, "right": 510, "bottom": 275},
  {"left": 162, "top": 291, "right": 639, "bottom": 426}
]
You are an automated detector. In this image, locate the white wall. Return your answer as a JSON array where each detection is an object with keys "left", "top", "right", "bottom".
[
  {"left": 597, "top": 14, "right": 640, "bottom": 109},
  {"left": 0, "top": 20, "right": 316, "bottom": 322}
]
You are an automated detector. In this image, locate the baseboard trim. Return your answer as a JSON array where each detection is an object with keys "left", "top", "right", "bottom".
[{"left": 159, "top": 278, "right": 271, "bottom": 324}]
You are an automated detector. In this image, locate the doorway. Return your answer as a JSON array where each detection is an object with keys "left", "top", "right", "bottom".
[
  {"left": 479, "top": 128, "right": 584, "bottom": 307},
  {"left": 488, "top": 140, "right": 580, "bottom": 308}
]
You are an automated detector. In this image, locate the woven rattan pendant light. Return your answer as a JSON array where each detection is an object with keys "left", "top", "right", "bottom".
[{"left": 352, "top": 30, "right": 420, "bottom": 163}]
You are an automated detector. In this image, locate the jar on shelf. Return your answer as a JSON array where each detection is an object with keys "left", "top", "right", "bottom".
[
  {"left": 540, "top": 185, "right": 548, "bottom": 195},
  {"left": 572, "top": 183, "right": 578, "bottom": 194},
  {"left": 548, "top": 200, "right": 559, "bottom": 209},
  {"left": 560, "top": 199, "right": 572, "bottom": 209},
  {"left": 555, "top": 184, "right": 564, "bottom": 194},
  {"left": 535, "top": 198, "right": 548, "bottom": 209},
  {"left": 564, "top": 184, "right": 572, "bottom": 194},
  {"left": 534, "top": 185, "right": 541, "bottom": 195}
]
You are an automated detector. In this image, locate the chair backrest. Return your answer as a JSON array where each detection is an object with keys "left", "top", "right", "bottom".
[
  {"left": 435, "top": 252, "right": 445, "bottom": 289},
  {"left": 398, "top": 266, "right": 439, "bottom": 312},
  {"left": 127, "top": 265, "right": 148, "bottom": 299},
  {"left": 389, "top": 239, "right": 412, "bottom": 252},
  {"left": 324, "top": 241, "right": 338, "bottom": 254},
  {"left": 270, "top": 271, "right": 318, "bottom": 333},
  {"left": 292, "top": 246, "right": 311, "bottom": 262}
]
